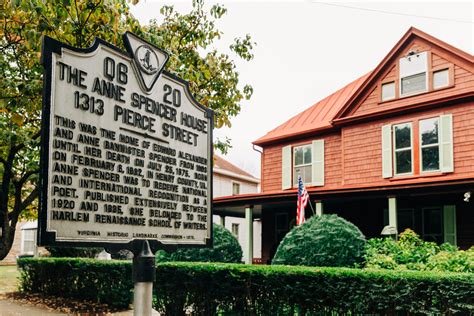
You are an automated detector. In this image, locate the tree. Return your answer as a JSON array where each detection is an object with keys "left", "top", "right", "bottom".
[{"left": 0, "top": 0, "right": 254, "bottom": 260}]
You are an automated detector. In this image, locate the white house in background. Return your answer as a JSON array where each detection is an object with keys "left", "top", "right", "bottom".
[
  {"left": 212, "top": 155, "right": 261, "bottom": 264},
  {"left": 20, "top": 221, "right": 38, "bottom": 257}
]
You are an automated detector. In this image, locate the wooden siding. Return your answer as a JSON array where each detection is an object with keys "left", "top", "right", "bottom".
[
  {"left": 342, "top": 101, "right": 474, "bottom": 187},
  {"left": 261, "top": 133, "right": 342, "bottom": 192},
  {"left": 261, "top": 101, "right": 474, "bottom": 192},
  {"left": 350, "top": 40, "right": 473, "bottom": 117}
]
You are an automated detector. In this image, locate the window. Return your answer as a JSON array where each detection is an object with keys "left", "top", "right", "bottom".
[
  {"left": 293, "top": 145, "right": 312, "bottom": 185},
  {"left": 433, "top": 69, "right": 449, "bottom": 89},
  {"left": 282, "top": 140, "right": 324, "bottom": 190},
  {"left": 399, "top": 52, "right": 428, "bottom": 96},
  {"left": 388, "top": 206, "right": 456, "bottom": 245},
  {"left": 381, "top": 82, "right": 395, "bottom": 101},
  {"left": 398, "top": 208, "right": 415, "bottom": 233},
  {"left": 401, "top": 72, "right": 426, "bottom": 95},
  {"left": 232, "top": 182, "right": 240, "bottom": 195},
  {"left": 382, "top": 114, "right": 453, "bottom": 178},
  {"left": 21, "top": 229, "right": 36, "bottom": 255},
  {"left": 231, "top": 223, "right": 239, "bottom": 238},
  {"left": 422, "top": 207, "right": 443, "bottom": 244},
  {"left": 420, "top": 117, "right": 440, "bottom": 172},
  {"left": 393, "top": 123, "right": 413, "bottom": 175}
]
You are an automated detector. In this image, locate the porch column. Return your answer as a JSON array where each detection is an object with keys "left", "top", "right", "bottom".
[
  {"left": 315, "top": 200, "right": 324, "bottom": 217},
  {"left": 245, "top": 206, "right": 253, "bottom": 264},
  {"left": 388, "top": 196, "right": 397, "bottom": 232}
]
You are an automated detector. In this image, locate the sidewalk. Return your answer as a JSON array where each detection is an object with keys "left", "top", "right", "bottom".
[
  {"left": 0, "top": 299, "right": 66, "bottom": 315},
  {"left": 0, "top": 299, "right": 159, "bottom": 316}
]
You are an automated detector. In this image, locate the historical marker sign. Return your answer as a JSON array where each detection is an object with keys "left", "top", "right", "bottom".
[{"left": 38, "top": 33, "right": 213, "bottom": 249}]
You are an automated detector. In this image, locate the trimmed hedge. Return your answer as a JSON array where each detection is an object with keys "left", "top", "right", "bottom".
[
  {"left": 154, "top": 263, "right": 474, "bottom": 315},
  {"left": 17, "top": 258, "right": 132, "bottom": 308},
  {"left": 17, "top": 258, "right": 474, "bottom": 314}
]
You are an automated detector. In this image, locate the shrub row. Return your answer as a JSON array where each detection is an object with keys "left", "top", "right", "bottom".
[
  {"left": 17, "top": 258, "right": 132, "bottom": 308},
  {"left": 154, "top": 262, "right": 474, "bottom": 315},
  {"left": 17, "top": 258, "right": 473, "bottom": 314}
]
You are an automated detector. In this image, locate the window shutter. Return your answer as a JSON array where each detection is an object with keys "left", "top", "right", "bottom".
[
  {"left": 281, "top": 145, "right": 292, "bottom": 190},
  {"left": 443, "top": 205, "right": 456, "bottom": 245},
  {"left": 382, "top": 124, "right": 393, "bottom": 178},
  {"left": 439, "top": 114, "right": 454, "bottom": 173},
  {"left": 312, "top": 140, "right": 324, "bottom": 186}
]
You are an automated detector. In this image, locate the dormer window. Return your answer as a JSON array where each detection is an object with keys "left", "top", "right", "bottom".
[
  {"left": 399, "top": 51, "right": 428, "bottom": 97},
  {"left": 433, "top": 69, "right": 449, "bottom": 89},
  {"left": 381, "top": 82, "right": 395, "bottom": 101}
]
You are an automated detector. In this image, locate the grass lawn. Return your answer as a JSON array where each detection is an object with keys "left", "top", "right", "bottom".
[{"left": 0, "top": 265, "right": 20, "bottom": 293}]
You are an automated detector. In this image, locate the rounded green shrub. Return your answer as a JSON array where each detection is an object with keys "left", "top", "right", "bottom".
[
  {"left": 272, "top": 214, "right": 366, "bottom": 267},
  {"left": 156, "top": 224, "right": 243, "bottom": 263}
]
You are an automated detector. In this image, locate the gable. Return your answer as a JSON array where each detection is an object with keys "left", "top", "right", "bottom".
[
  {"left": 335, "top": 28, "right": 474, "bottom": 122},
  {"left": 254, "top": 27, "right": 473, "bottom": 147}
]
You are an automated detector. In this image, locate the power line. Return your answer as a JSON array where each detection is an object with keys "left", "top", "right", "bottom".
[{"left": 310, "top": 1, "right": 474, "bottom": 24}]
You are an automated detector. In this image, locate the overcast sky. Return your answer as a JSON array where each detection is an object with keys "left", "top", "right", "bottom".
[{"left": 130, "top": 1, "right": 473, "bottom": 178}]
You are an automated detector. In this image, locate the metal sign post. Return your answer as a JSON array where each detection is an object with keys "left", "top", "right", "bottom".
[
  {"left": 38, "top": 33, "right": 213, "bottom": 314},
  {"left": 132, "top": 240, "right": 155, "bottom": 316}
]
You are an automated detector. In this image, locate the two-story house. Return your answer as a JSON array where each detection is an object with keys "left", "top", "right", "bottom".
[
  {"left": 214, "top": 27, "right": 473, "bottom": 264},
  {"left": 212, "top": 155, "right": 261, "bottom": 264}
]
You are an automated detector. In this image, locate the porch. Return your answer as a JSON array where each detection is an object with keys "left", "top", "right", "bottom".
[{"left": 213, "top": 181, "right": 474, "bottom": 264}]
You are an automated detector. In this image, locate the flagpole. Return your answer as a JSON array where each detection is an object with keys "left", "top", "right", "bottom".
[{"left": 307, "top": 198, "right": 315, "bottom": 216}]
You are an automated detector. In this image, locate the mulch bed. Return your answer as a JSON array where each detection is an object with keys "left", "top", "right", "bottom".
[{"left": 0, "top": 292, "right": 131, "bottom": 315}]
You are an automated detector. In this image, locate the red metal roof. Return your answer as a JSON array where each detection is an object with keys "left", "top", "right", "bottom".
[{"left": 253, "top": 72, "right": 371, "bottom": 146}]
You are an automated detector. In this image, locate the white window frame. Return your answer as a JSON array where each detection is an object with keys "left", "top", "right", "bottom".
[
  {"left": 293, "top": 144, "right": 312, "bottom": 186},
  {"left": 393, "top": 122, "right": 414, "bottom": 176},
  {"left": 433, "top": 68, "right": 449, "bottom": 90},
  {"left": 381, "top": 81, "right": 396, "bottom": 101},
  {"left": 419, "top": 117, "right": 440, "bottom": 173},
  {"left": 231, "top": 181, "right": 241, "bottom": 195},
  {"left": 399, "top": 52, "right": 428, "bottom": 97},
  {"left": 231, "top": 223, "right": 239, "bottom": 238},
  {"left": 21, "top": 229, "right": 37, "bottom": 256}
]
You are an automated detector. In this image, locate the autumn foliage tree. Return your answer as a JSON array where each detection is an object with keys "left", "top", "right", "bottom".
[{"left": 0, "top": 0, "right": 254, "bottom": 260}]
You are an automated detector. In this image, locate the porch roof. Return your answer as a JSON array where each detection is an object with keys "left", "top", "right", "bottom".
[{"left": 213, "top": 178, "right": 474, "bottom": 216}]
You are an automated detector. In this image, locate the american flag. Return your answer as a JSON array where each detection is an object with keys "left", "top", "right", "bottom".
[{"left": 297, "top": 175, "right": 309, "bottom": 225}]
